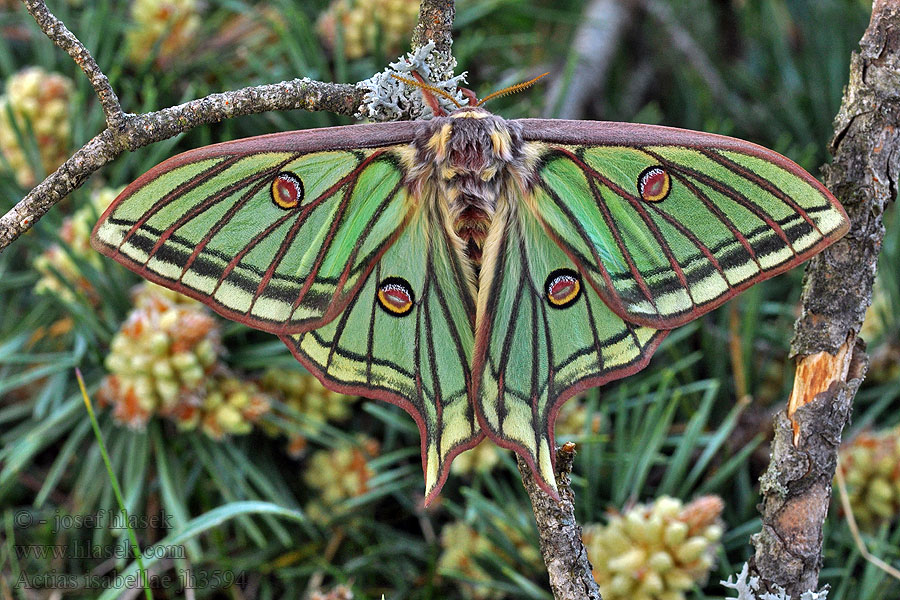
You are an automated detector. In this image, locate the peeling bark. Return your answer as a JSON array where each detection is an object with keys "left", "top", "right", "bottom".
[{"left": 750, "top": 1, "right": 899, "bottom": 595}]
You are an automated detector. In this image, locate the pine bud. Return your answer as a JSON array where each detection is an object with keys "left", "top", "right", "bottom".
[
  {"left": 582, "top": 495, "right": 724, "bottom": 600},
  {"left": 316, "top": 0, "right": 420, "bottom": 60},
  {"left": 34, "top": 186, "right": 121, "bottom": 304},
  {"left": 127, "top": 0, "right": 201, "bottom": 67},
  {"left": 99, "top": 283, "right": 222, "bottom": 429},
  {"left": 0, "top": 67, "right": 72, "bottom": 187},
  {"left": 259, "top": 368, "right": 354, "bottom": 456},
  {"left": 838, "top": 426, "right": 900, "bottom": 528},
  {"left": 304, "top": 436, "right": 379, "bottom": 523}
]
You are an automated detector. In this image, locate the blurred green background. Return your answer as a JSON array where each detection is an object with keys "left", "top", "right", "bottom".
[{"left": 2, "top": 0, "right": 899, "bottom": 598}]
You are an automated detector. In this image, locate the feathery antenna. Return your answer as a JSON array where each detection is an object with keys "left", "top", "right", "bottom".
[
  {"left": 390, "top": 74, "right": 462, "bottom": 109},
  {"left": 391, "top": 71, "right": 550, "bottom": 111},
  {"left": 477, "top": 72, "right": 549, "bottom": 106}
]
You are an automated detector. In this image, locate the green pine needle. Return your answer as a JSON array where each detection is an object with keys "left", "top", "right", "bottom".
[{"left": 75, "top": 368, "right": 152, "bottom": 600}]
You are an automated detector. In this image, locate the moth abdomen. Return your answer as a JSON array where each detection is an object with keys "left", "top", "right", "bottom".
[{"left": 453, "top": 204, "right": 492, "bottom": 266}]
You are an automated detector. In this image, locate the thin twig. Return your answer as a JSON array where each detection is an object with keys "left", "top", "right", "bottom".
[
  {"left": 517, "top": 443, "right": 602, "bottom": 600},
  {"left": 0, "top": 78, "right": 365, "bottom": 252},
  {"left": 749, "top": 0, "right": 899, "bottom": 595},
  {"left": 21, "top": 0, "right": 125, "bottom": 128}
]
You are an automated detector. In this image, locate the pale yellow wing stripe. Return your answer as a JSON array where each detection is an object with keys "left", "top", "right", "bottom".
[
  {"left": 281, "top": 207, "right": 481, "bottom": 502},
  {"left": 474, "top": 195, "right": 664, "bottom": 496}
]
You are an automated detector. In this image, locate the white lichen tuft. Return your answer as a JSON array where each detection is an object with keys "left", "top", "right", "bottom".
[
  {"left": 721, "top": 563, "right": 829, "bottom": 600},
  {"left": 357, "top": 40, "right": 467, "bottom": 121}
]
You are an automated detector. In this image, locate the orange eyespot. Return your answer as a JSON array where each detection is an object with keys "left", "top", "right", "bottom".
[
  {"left": 545, "top": 269, "right": 582, "bottom": 309},
  {"left": 638, "top": 166, "right": 670, "bottom": 202},
  {"left": 272, "top": 172, "right": 304, "bottom": 209},
  {"left": 377, "top": 278, "right": 415, "bottom": 316}
]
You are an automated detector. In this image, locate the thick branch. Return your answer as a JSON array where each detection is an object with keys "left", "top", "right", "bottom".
[
  {"left": 411, "top": 0, "right": 454, "bottom": 57},
  {"left": 0, "top": 79, "right": 365, "bottom": 252},
  {"left": 113, "top": 80, "right": 364, "bottom": 152},
  {"left": 517, "top": 444, "right": 602, "bottom": 600},
  {"left": 750, "top": 0, "right": 899, "bottom": 595},
  {"left": 21, "top": 0, "right": 125, "bottom": 128}
]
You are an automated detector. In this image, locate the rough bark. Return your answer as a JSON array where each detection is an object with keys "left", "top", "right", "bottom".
[
  {"left": 22, "top": 0, "right": 124, "bottom": 128},
  {"left": 411, "top": 0, "right": 455, "bottom": 58},
  {"left": 517, "top": 443, "right": 602, "bottom": 600},
  {"left": 749, "top": 1, "right": 899, "bottom": 595},
  {"left": 0, "top": 76, "right": 364, "bottom": 252}
]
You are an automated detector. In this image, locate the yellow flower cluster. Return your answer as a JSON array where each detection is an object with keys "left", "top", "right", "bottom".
[
  {"left": 99, "top": 284, "right": 272, "bottom": 436},
  {"left": 304, "top": 437, "right": 380, "bottom": 523},
  {"left": 188, "top": 374, "right": 271, "bottom": 440},
  {"left": 437, "top": 522, "right": 497, "bottom": 599},
  {"left": 438, "top": 518, "right": 541, "bottom": 600},
  {"left": 839, "top": 427, "right": 900, "bottom": 528},
  {"left": 99, "top": 284, "right": 220, "bottom": 427},
  {"left": 34, "top": 187, "right": 121, "bottom": 303},
  {"left": 260, "top": 368, "right": 354, "bottom": 456},
  {"left": 556, "top": 396, "right": 602, "bottom": 440},
  {"left": 126, "top": 0, "right": 200, "bottom": 67},
  {"left": 317, "top": 0, "right": 419, "bottom": 60},
  {"left": 582, "top": 495, "right": 724, "bottom": 600},
  {"left": 0, "top": 67, "right": 73, "bottom": 188},
  {"left": 451, "top": 438, "right": 500, "bottom": 475}
]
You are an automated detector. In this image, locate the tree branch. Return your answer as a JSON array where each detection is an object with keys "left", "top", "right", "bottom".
[
  {"left": 749, "top": 1, "right": 899, "bottom": 595},
  {"left": 517, "top": 443, "right": 602, "bottom": 600},
  {"left": 0, "top": 75, "right": 365, "bottom": 252},
  {"left": 0, "top": 0, "right": 378, "bottom": 253},
  {"left": 21, "top": 0, "right": 125, "bottom": 128},
  {"left": 411, "top": 0, "right": 454, "bottom": 58}
]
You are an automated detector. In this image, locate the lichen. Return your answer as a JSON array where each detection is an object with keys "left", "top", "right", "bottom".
[
  {"left": 356, "top": 40, "right": 467, "bottom": 121},
  {"left": 721, "top": 563, "right": 829, "bottom": 600}
]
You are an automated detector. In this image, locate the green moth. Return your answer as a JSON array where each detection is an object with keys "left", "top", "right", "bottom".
[{"left": 91, "top": 94, "right": 849, "bottom": 504}]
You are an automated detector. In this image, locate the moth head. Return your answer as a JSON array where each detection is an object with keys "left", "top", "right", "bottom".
[{"left": 448, "top": 106, "right": 492, "bottom": 119}]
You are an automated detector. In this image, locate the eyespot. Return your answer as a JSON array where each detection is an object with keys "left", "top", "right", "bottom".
[
  {"left": 377, "top": 277, "right": 415, "bottom": 316},
  {"left": 544, "top": 269, "right": 582, "bottom": 309},
  {"left": 271, "top": 172, "right": 304, "bottom": 209},
  {"left": 638, "top": 166, "right": 670, "bottom": 202}
]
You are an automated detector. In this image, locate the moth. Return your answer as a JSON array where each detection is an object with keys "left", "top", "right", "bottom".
[{"left": 91, "top": 78, "right": 849, "bottom": 504}]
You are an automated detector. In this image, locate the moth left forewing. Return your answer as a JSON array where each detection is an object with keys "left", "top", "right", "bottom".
[
  {"left": 515, "top": 119, "right": 849, "bottom": 329},
  {"left": 91, "top": 124, "right": 419, "bottom": 335}
]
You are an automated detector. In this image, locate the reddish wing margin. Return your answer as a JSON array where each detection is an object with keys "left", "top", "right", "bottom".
[
  {"left": 516, "top": 119, "right": 850, "bottom": 330},
  {"left": 91, "top": 122, "right": 420, "bottom": 335}
]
